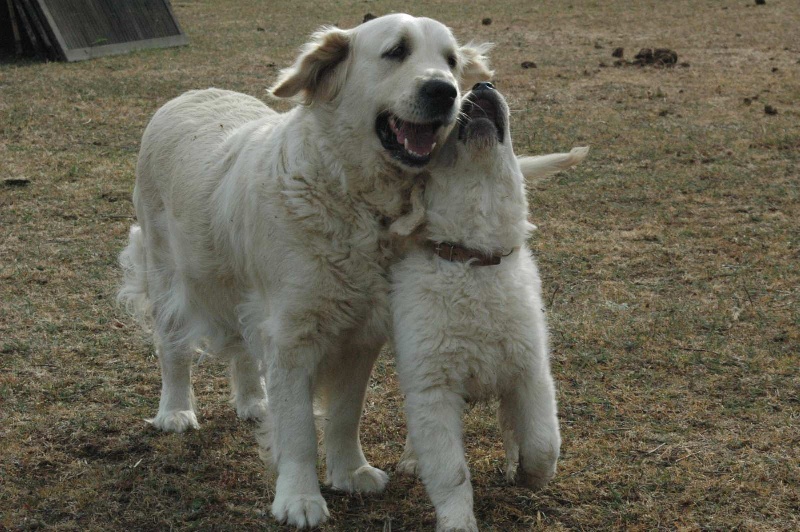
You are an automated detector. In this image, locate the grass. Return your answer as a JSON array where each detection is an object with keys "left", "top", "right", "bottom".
[{"left": 1, "top": 0, "right": 798, "bottom": 530}]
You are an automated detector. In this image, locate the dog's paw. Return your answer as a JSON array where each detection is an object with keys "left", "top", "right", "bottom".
[
  {"left": 504, "top": 459, "right": 519, "bottom": 485},
  {"left": 329, "top": 465, "right": 389, "bottom": 494},
  {"left": 396, "top": 456, "right": 419, "bottom": 476},
  {"left": 350, "top": 465, "right": 389, "bottom": 493},
  {"left": 436, "top": 513, "right": 478, "bottom": 532},
  {"left": 271, "top": 493, "right": 329, "bottom": 528},
  {"left": 517, "top": 454, "right": 557, "bottom": 491},
  {"left": 518, "top": 466, "right": 556, "bottom": 491},
  {"left": 146, "top": 410, "right": 199, "bottom": 433},
  {"left": 235, "top": 397, "right": 269, "bottom": 421}
]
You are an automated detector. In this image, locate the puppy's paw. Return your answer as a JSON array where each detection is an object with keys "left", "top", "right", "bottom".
[
  {"left": 329, "top": 465, "right": 389, "bottom": 494},
  {"left": 146, "top": 410, "right": 199, "bottom": 433},
  {"left": 396, "top": 456, "right": 419, "bottom": 476},
  {"left": 271, "top": 493, "right": 329, "bottom": 528},
  {"left": 517, "top": 453, "right": 557, "bottom": 491},
  {"left": 235, "top": 397, "right": 269, "bottom": 421},
  {"left": 518, "top": 467, "right": 556, "bottom": 491},
  {"left": 436, "top": 513, "right": 478, "bottom": 532},
  {"left": 396, "top": 440, "right": 419, "bottom": 476},
  {"left": 351, "top": 465, "right": 389, "bottom": 493}
]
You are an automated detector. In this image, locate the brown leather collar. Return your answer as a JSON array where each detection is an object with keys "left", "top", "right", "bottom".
[{"left": 430, "top": 241, "right": 513, "bottom": 266}]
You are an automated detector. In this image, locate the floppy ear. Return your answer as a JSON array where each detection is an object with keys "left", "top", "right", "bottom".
[
  {"left": 269, "top": 27, "right": 351, "bottom": 105},
  {"left": 518, "top": 147, "right": 590, "bottom": 183},
  {"left": 458, "top": 42, "right": 494, "bottom": 90}
]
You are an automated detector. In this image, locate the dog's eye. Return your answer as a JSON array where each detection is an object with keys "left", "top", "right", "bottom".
[
  {"left": 447, "top": 55, "right": 457, "bottom": 69},
  {"left": 382, "top": 41, "right": 409, "bottom": 61}
]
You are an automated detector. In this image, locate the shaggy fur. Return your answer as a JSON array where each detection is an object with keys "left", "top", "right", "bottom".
[
  {"left": 118, "top": 14, "right": 492, "bottom": 529},
  {"left": 389, "top": 86, "right": 587, "bottom": 531}
]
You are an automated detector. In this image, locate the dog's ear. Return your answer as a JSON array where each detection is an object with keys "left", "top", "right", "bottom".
[
  {"left": 270, "top": 27, "right": 351, "bottom": 105},
  {"left": 458, "top": 42, "right": 494, "bottom": 90}
]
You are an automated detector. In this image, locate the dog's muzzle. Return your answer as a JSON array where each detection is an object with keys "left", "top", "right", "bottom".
[
  {"left": 420, "top": 79, "right": 458, "bottom": 117},
  {"left": 458, "top": 82, "right": 505, "bottom": 144},
  {"left": 375, "top": 79, "right": 458, "bottom": 168}
]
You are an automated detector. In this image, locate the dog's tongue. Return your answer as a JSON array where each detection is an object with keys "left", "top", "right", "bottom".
[{"left": 392, "top": 119, "right": 436, "bottom": 156}]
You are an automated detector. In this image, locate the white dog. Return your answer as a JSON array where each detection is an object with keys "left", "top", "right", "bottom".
[
  {"left": 118, "top": 14, "right": 492, "bottom": 528},
  {"left": 389, "top": 82, "right": 588, "bottom": 531}
]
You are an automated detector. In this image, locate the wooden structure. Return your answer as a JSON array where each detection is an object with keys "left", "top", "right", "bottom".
[{"left": 1, "top": 0, "right": 188, "bottom": 61}]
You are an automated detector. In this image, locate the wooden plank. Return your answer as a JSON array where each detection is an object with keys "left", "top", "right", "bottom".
[
  {"left": 18, "top": 0, "right": 56, "bottom": 59},
  {"left": 24, "top": 0, "right": 67, "bottom": 59},
  {"left": 12, "top": 0, "right": 43, "bottom": 56},
  {"left": 162, "top": 0, "right": 186, "bottom": 37},
  {"left": 3, "top": 0, "right": 23, "bottom": 54},
  {"left": 62, "top": 33, "right": 188, "bottom": 62},
  {"left": 25, "top": 0, "right": 60, "bottom": 58},
  {"left": 30, "top": 0, "right": 188, "bottom": 62}
]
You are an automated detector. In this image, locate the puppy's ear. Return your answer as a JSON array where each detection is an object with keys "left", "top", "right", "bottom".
[
  {"left": 270, "top": 27, "right": 351, "bottom": 105},
  {"left": 458, "top": 42, "right": 494, "bottom": 90}
]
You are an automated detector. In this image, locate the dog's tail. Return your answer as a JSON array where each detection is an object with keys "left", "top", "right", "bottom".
[
  {"left": 118, "top": 224, "right": 152, "bottom": 330},
  {"left": 517, "top": 146, "right": 589, "bottom": 183}
]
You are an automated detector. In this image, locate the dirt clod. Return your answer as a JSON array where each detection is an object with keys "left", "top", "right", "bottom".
[
  {"left": 612, "top": 47, "right": 624, "bottom": 58},
  {"left": 482, "top": 17, "right": 492, "bottom": 25},
  {"left": 614, "top": 47, "right": 679, "bottom": 67},
  {"left": 755, "top": 0, "right": 766, "bottom": 5},
  {"left": 764, "top": 105, "right": 778, "bottom": 115},
  {"left": 3, "top": 178, "right": 30, "bottom": 187},
  {"left": 521, "top": 61, "right": 537, "bottom": 69}
]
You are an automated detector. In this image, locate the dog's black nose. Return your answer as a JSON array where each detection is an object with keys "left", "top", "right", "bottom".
[
  {"left": 472, "top": 82, "right": 494, "bottom": 91},
  {"left": 421, "top": 79, "right": 458, "bottom": 112}
]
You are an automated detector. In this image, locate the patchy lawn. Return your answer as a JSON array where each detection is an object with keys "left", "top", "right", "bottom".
[{"left": 1, "top": 0, "right": 798, "bottom": 530}]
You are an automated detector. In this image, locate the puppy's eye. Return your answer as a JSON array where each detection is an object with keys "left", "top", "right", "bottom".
[
  {"left": 447, "top": 55, "right": 457, "bottom": 69},
  {"left": 382, "top": 41, "right": 409, "bottom": 61}
]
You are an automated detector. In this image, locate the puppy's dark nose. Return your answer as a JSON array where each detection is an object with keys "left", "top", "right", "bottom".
[
  {"left": 421, "top": 79, "right": 458, "bottom": 112},
  {"left": 472, "top": 82, "right": 494, "bottom": 91}
]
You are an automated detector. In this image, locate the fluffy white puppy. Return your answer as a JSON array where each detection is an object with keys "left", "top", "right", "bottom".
[
  {"left": 390, "top": 82, "right": 587, "bottom": 531},
  {"left": 118, "top": 14, "right": 492, "bottom": 528}
]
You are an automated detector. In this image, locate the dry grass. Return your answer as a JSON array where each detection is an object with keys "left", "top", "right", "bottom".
[{"left": 1, "top": 1, "right": 798, "bottom": 530}]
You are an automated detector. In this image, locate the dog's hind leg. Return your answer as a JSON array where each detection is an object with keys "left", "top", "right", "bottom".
[
  {"left": 229, "top": 346, "right": 268, "bottom": 421},
  {"left": 147, "top": 340, "right": 199, "bottom": 433},
  {"left": 405, "top": 387, "right": 477, "bottom": 532},
  {"left": 320, "top": 343, "right": 389, "bottom": 494}
]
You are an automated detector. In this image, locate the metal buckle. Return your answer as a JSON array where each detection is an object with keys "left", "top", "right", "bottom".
[{"left": 434, "top": 241, "right": 454, "bottom": 261}]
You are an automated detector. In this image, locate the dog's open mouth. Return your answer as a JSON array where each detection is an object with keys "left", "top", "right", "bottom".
[
  {"left": 376, "top": 112, "right": 443, "bottom": 167},
  {"left": 458, "top": 87, "right": 505, "bottom": 145}
]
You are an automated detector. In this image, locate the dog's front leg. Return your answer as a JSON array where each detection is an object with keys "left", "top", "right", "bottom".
[
  {"left": 406, "top": 388, "right": 477, "bottom": 532},
  {"left": 320, "top": 343, "right": 389, "bottom": 494},
  {"left": 396, "top": 432, "right": 419, "bottom": 475},
  {"left": 266, "top": 364, "right": 329, "bottom": 528},
  {"left": 498, "top": 372, "right": 560, "bottom": 491}
]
